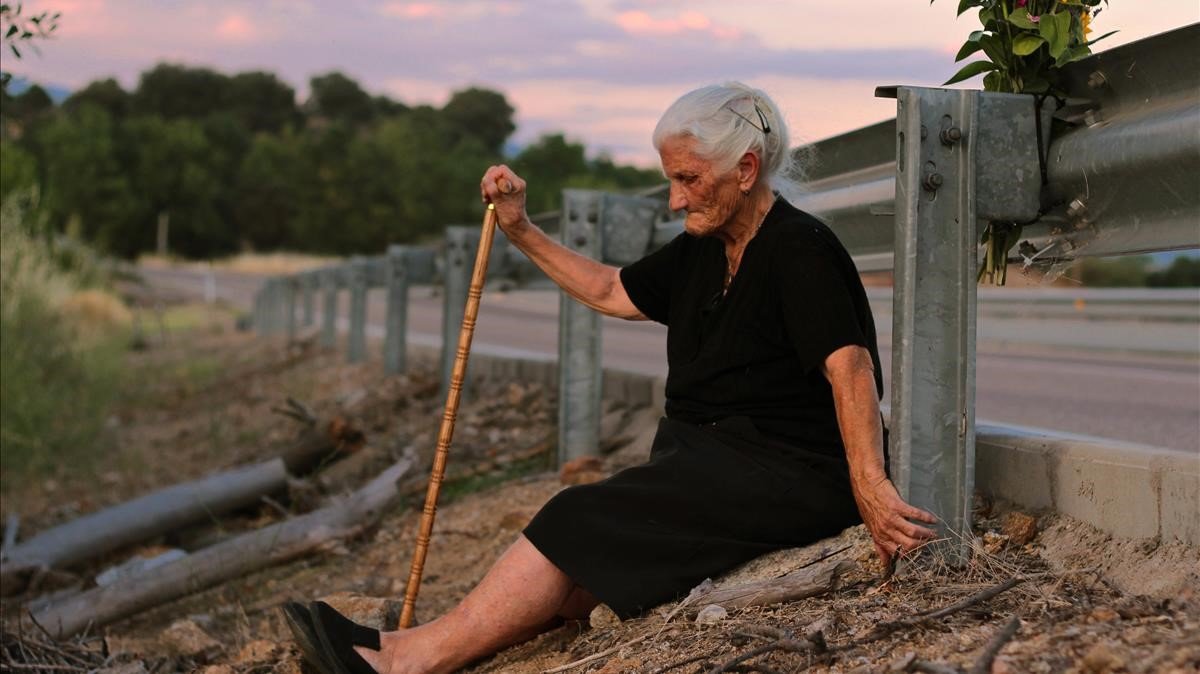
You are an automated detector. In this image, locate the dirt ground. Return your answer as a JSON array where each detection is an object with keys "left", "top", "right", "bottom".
[{"left": 1, "top": 301, "right": 1197, "bottom": 674}]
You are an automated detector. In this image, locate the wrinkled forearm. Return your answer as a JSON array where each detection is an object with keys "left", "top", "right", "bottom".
[{"left": 502, "top": 217, "right": 644, "bottom": 320}]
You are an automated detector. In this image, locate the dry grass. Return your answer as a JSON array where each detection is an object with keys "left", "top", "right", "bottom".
[{"left": 137, "top": 252, "right": 339, "bottom": 276}]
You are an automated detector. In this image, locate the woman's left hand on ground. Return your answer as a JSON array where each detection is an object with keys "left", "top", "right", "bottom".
[{"left": 852, "top": 475, "right": 938, "bottom": 566}]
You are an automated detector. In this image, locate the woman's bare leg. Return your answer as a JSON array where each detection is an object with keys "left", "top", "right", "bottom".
[{"left": 355, "top": 534, "right": 597, "bottom": 674}]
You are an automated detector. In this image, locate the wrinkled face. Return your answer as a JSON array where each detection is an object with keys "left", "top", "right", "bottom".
[{"left": 659, "top": 135, "right": 742, "bottom": 238}]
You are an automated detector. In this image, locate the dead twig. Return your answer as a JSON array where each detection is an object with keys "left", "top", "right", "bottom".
[
  {"left": 968, "top": 615, "right": 1020, "bottom": 674},
  {"left": 851, "top": 576, "right": 1025, "bottom": 646},
  {"left": 707, "top": 636, "right": 818, "bottom": 674},
  {"left": 542, "top": 633, "right": 654, "bottom": 673},
  {"left": 650, "top": 652, "right": 714, "bottom": 674},
  {"left": 918, "top": 577, "right": 1023, "bottom": 620},
  {"left": 911, "top": 661, "right": 961, "bottom": 674},
  {"left": 707, "top": 619, "right": 830, "bottom": 674}
]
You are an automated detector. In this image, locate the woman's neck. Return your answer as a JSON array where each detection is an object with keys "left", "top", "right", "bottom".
[{"left": 720, "top": 184, "right": 775, "bottom": 257}]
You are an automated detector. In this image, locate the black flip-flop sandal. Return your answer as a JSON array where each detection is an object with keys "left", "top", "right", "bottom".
[
  {"left": 309, "top": 600, "right": 383, "bottom": 674},
  {"left": 282, "top": 601, "right": 336, "bottom": 674}
]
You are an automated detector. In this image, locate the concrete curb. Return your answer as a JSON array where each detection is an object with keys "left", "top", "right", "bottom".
[
  {"left": 453, "top": 346, "right": 1199, "bottom": 547},
  {"left": 975, "top": 423, "right": 1199, "bottom": 546}
]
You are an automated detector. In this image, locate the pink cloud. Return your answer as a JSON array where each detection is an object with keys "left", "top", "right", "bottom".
[
  {"left": 613, "top": 9, "right": 740, "bottom": 39},
  {"left": 216, "top": 14, "right": 257, "bottom": 42},
  {"left": 379, "top": 2, "right": 445, "bottom": 19}
]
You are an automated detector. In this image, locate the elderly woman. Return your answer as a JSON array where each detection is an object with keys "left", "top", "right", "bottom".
[{"left": 291, "top": 82, "right": 936, "bottom": 674}]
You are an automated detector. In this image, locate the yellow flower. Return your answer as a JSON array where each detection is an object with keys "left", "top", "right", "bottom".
[{"left": 1081, "top": 10, "right": 1092, "bottom": 36}]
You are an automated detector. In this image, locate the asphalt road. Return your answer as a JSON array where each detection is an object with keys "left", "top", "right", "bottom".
[{"left": 140, "top": 266, "right": 1200, "bottom": 453}]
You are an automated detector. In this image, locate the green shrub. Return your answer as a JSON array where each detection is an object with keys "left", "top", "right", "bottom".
[{"left": 0, "top": 191, "right": 126, "bottom": 488}]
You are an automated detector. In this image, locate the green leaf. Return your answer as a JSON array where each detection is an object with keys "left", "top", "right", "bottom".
[
  {"left": 5, "top": 24, "right": 17, "bottom": 38},
  {"left": 1012, "top": 34, "right": 1045, "bottom": 55},
  {"left": 1023, "top": 76, "right": 1050, "bottom": 93},
  {"left": 957, "top": 0, "right": 981, "bottom": 16},
  {"left": 1055, "top": 43, "right": 1091, "bottom": 67},
  {"left": 944, "top": 60, "right": 998, "bottom": 86},
  {"left": 979, "top": 33, "right": 1007, "bottom": 64},
  {"left": 977, "top": 5, "right": 995, "bottom": 27},
  {"left": 955, "top": 40, "right": 984, "bottom": 62},
  {"left": 1008, "top": 11, "right": 1037, "bottom": 29},
  {"left": 10, "top": 44, "right": 20, "bottom": 59},
  {"left": 954, "top": 29, "right": 988, "bottom": 61},
  {"left": 1040, "top": 11, "right": 1072, "bottom": 57}
]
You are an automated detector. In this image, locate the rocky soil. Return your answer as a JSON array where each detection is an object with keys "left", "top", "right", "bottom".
[{"left": 1, "top": 301, "right": 1196, "bottom": 674}]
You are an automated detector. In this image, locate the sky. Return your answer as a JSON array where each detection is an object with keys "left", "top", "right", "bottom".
[{"left": 6, "top": 0, "right": 1198, "bottom": 166}]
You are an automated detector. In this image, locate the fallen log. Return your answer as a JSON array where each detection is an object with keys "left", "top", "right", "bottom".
[
  {"left": 682, "top": 559, "right": 854, "bottom": 617},
  {"left": 1, "top": 459, "right": 290, "bottom": 594},
  {"left": 30, "top": 453, "right": 414, "bottom": 638},
  {"left": 1, "top": 405, "right": 365, "bottom": 595}
]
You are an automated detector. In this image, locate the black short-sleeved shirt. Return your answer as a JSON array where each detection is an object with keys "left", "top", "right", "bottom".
[{"left": 619, "top": 197, "right": 883, "bottom": 452}]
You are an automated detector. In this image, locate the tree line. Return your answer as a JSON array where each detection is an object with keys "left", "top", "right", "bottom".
[{"left": 0, "top": 64, "right": 662, "bottom": 259}]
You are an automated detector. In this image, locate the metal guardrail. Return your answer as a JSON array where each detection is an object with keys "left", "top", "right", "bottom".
[{"left": 250, "top": 25, "right": 1199, "bottom": 556}]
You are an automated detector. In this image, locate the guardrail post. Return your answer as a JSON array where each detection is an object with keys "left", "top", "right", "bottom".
[
  {"left": 557, "top": 190, "right": 605, "bottom": 465},
  {"left": 441, "top": 226, "right": 478, "bottom": 393},
  {"left": 885, "top": 87, "right": 979, "bottom": 564},
  {"left": 880, "top": 85, "right": 1045, "bottom": 563},
  {"left": 301, "top": 272, "right": 316, "bottom": 327},
  {"left": 384, "top": 245, "right": 410, "bottom": 375},
  {"left": 285, "top": 277, "right": 298, "bottom": 341},
  {"left": 252, "top": 289, "right": 263, "bottom": 335},
  {"left": 261, "top": 279, "right": 280, "bottom": 335},
  {"left": 320, "top": 268, "right": 338, "bottom": 349},
  {"left": 347, "top": 257, "right": 368, "bottom": 363}
]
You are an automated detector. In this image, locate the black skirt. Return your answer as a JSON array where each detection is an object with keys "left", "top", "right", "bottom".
[{"left": 523, "top": 416, "right": 862, "bottom": 619}]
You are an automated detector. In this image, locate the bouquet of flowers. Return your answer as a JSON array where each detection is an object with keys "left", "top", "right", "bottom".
[{"left": 937, "top": 0, "right": 1115, "bottom": 284}]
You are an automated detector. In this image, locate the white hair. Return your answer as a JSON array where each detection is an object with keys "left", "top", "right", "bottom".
[{"left": 652, "top": 81, "right": 796, "bottom": 187}]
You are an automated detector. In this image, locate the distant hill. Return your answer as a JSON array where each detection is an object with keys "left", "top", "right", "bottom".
[{"left": 5, "top": 75, "right": 72, "bottom": 103}]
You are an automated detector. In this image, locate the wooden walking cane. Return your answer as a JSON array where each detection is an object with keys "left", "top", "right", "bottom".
[{"left": 399, "top": 179, "right": 512, "bottom": 629}]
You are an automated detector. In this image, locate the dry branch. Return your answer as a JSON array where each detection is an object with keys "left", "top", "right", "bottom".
[
  {"left": 683, "top": 559, "right": 853, "bottom": 617},
  {"left": 850, "top": 576, "right": 1025, "bottom": 646},
  {"left": 29, "top": 454, "right": 414, "bottom": 638},
  {"left": 969, "top": 615, "right": 1020, "bottom": 674}
]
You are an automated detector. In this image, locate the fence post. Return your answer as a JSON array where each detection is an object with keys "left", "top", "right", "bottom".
[
  {"left": 384, "top": 245, "right": 410, "bottom": 375},
  {"left": 301, "top": 271, "right": 316, "bottom": 327},
  {"left": 441, "top": 226, "right": 478, "bottom": 393},
  {"left": 347, "top": 257, "right": 368, "bottom": 363},
  {"left": 557, "top": 190, "right": 605, "bottom": 465},
  {"left": 320, "top": 268, "right": 338, "bottom": 349}
]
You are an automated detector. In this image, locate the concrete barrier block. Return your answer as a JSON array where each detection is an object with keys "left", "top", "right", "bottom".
[{"left": 1155, "top": 452, "right": 1200, "bottom": 545}]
